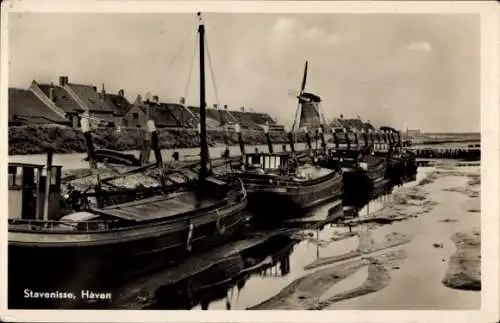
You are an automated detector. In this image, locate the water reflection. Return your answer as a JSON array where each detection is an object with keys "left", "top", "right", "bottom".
[
  {"left": 147, "top": 234, "right": 296, "bottom": 310},
  {"left": 16, "top": 174, "right": 414, "bottom": 310},
  {"left": 141, "top": 176, "right": 417, "bottom": 310}
]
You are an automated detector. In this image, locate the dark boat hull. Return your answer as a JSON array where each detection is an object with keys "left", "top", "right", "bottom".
[
  {"left": 243, "top": 172, "right": 344, "bottom": 224},
  {"left": 385, "top": 153, "right": 418, "bottom": 185},
  {"left": 84, "top": 149, "right": 142, "bottom": 166},
  {"left": 8, "top": 200, "right": 247, "bottom": 309},
  {"left": 342, "top": 162, "right": 386, "bottom": 191}
]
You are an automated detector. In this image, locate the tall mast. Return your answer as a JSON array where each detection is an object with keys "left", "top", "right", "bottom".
[{"left": 198, "top": 12, "right": 210, "bottom": 179}]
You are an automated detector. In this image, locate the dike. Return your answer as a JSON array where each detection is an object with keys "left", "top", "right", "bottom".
[{"left": 8, "top": 125, "right": 305, "bottom": 155}]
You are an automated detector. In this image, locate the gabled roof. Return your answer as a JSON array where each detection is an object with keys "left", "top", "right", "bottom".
[
  {"left": 134, "top": 103, "right": 180, "bottom": 127},
  {"left": 187, "top": 106, "right": 220, "bottom": 129},
  {"left": 67, "top": 83, "right": 114, "bottom": 113},
  {"left": 329, "top": 118, "right": 343, "bottom": 128},
  {"left": 332, "top": 118, "right": 375, "bottom": 131},
  {"left": 37, "top": 84, "right": 80, "bottom": 113},
  {"left": 329, "top": 118, "right": 376, "bottom": 132},
  {"left": 104, "top": 93, "right": 132, "bottom": 116},
  {"left": 8, "top": 88, "right": 68, "bottom": 124},
  {"left": 379, "top": 126, "right": 398, "bottom": 133},
  {"left": 364, "top": 122, "right": 375, "bottom": 130},
  {"left": 166, "top": 103, "right": 197, "bottom": 127}
]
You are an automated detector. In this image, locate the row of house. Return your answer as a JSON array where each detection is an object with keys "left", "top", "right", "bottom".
[
  {"left": 8, "top": 76, "right": 286, "bottom": 132},
  {"left": 329, "top": 116, "right": 376, "bottom": 133}
]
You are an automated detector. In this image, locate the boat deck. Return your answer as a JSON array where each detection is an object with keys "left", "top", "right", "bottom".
[
  {"left": 97, "top": 191, "right": 226, "bottom": 222},
  {"left": 294, "top": 165, "right": 334, "bottom": 181}
]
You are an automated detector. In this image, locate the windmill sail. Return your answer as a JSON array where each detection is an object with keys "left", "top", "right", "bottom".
[{"left": 291, "top": 61, "right": 327, "bottom": 132}]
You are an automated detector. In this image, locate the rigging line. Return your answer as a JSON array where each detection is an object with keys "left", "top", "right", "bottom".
[
  {"left": 150, "top": 23, "right": 198, "bottom": 95},
  {"left": 204, "top": 32, "right": 231, "bottom": 144},
  {"left": 204, "top": 33, "right": 221, "bottom": 107},
  {"left": 183, "top": 32, "right": 199, "bottom": 104},
  {"left": 162, "top": 31, "right": 196, "bottom": 94}
]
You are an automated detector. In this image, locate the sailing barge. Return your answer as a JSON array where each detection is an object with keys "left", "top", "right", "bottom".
[
  {"left": 327, "top": 128, "right": 388, "bottom": 203},
  {"left": 228, "top": 151, "right": 343, "bottom": 222},
  {"left": 378, "top": 126, "right": 418, "bottom": 184},
  {"left": 8, "top": 13, "right": 248, "bottom": 308},
  {"left": 225, "top": 61, "right": 343, "bottom": 223}
]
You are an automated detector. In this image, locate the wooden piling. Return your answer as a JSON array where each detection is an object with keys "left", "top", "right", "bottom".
[
  {"left": 264, "top": 124, "right": 274, "bottom": 153},
  {"left": 81, "top": 117, "right": 96, "bottom": 169},
  {"left": 333, "top": 132, "right": 339, "bottom": 148},
  {"left": 148, "top": 120, "right": 163, "bottom": 167},
  {"left": 288, "top": 132, "right": 295, "bottom": 153},
  {"left": 43, "top": 150, "right": 53, "bottom": 221},
  {"left": 235, "top": 123, "right": 246, "bottom": 157},
  {"left": 319, "top": 125, "right": 327, "bottom": 151}
]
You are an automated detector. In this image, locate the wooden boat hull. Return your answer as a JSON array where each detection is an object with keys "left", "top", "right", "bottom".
[
  {"left": 84, "top": 149, "right": 142, "bottom": 166},
  {"left": 385, "top": 153, "right": 418, "bottom": 185},
  {"left": 8, "top": 199, "right": 247, "bottom": 309},
  {"left": 343, "top": 178, "right": 391, "bottom": 210},
  {"left": 342, "top": 162, "right": 386, "bottom": 190},
  {"left": 242, "top": 172, "right": 344, "bottom": 224}
]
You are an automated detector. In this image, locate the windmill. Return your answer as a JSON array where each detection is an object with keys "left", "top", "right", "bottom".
[{"left": 290, "top": 61, "right": 327, "bottom": 133}]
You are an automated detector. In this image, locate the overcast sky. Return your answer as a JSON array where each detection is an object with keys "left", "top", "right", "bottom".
[{"left": 8, "top": 13, "right": 479, "bottom": 132}]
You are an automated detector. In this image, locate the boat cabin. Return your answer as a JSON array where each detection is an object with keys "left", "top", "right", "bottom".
[
  {"left": 55, "top": 211, "right": 112, "bottom": 231},
  {"left": 8, "top": 162, "right": 62, "bottom": 221},
  {"left": 329, "top": 148, "right": 363, "bottom": 160},
  {"left": 243, "top": 152, "right": 290, "bottom": 174},
  {"left": 328, "top": 148, "right": 366, "bottom": 169}
]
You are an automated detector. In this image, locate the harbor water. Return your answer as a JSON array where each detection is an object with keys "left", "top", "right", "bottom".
[
  {"left": 8, "top": 150, "right": 480, "bottom": 310},
  {"left": 8, "top": 143, "right": 308, "bottom": 170}
]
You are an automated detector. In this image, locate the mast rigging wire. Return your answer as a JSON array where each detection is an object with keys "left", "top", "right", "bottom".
[
  {"left": 183, "top": 32, "right": 200, "bottom": 105},
  {"left": 150, "top": 26, "right": 197, "bottom": 97},
  {"left": 204, "top": 31, "right": 231, "bottom": 146}
]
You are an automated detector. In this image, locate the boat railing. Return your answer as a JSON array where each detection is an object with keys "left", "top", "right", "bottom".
[
  {"left": 237, "top": 170, "right": 338, "bottom": 188},
  {"left": 8, "top": 218, "right": 119, "bottom": 232}
]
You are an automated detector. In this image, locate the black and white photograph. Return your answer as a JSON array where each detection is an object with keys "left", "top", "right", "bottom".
[{"left": 1, "top": 1, "right": 498, "bottom": 322}]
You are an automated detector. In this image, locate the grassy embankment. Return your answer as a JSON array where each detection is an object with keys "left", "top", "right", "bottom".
[{"left": 9, "top": 125, "right": 306, "bottom": 155}]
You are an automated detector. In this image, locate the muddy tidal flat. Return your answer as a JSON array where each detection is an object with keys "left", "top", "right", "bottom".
[{"left": 242, "top": 161, "right": 481, "bottom": 310}]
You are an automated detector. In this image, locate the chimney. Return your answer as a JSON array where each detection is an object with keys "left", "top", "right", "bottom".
[
  {"left": 213, "top": 104, "right": 218, "bottom": 109},
  {"left": 49, "top": 82, "right": 55, "bottom": 102},
  {"left": 152, "top": 95, "right": 159, "bottom": 103},
  {"left": 180, "top": 97, "right": 186, "bottom": 104},
  {"left": 135, "top": 94, "right": 142, "bottom": 105},
  {"left": 59, "top": 76, "right": 68, "bottom": 86},
  {"left": 240, "top": 106, "right": 245, "bottom": 112},
  {"left": 118, "top": 89, "right": 124, "bottom": 97},
  {"left": 101, "top": 83, "right": 106, "bottom": 96},
  {"left": 224, "top": 104, "right": 228, "bottom": 110}
]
